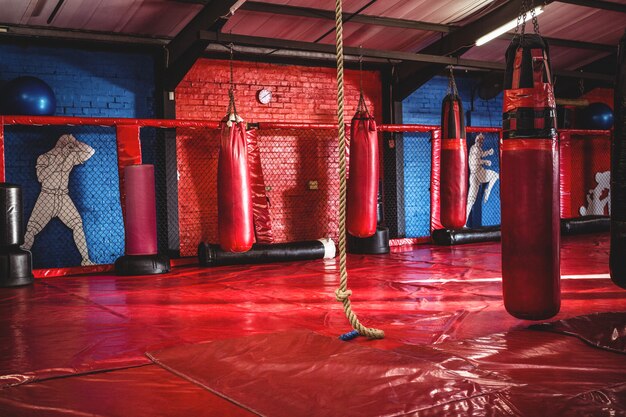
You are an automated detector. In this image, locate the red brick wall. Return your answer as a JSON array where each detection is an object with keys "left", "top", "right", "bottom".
[
  {"left": 175, "top": 59, "right": 382, "bottom": 255},
  {"left": 176, "top": 59, "right": 381, "bottom": 123}
]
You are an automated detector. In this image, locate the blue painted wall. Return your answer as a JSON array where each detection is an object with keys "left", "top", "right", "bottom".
[
  {"left": 1, "top": 43, "right": 156, "bottom": 268},
  {"left": 402, "top": 75, "right": 503, "bottom": 236}
]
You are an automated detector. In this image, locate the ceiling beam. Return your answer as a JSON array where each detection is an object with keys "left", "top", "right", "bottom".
[
  {"left": 0, "top": 24, "right": 168, "bottom": 46},
  {"left": 239, "top": 1, "right": 613, "bottom": 52},
  {"left": 200, "top": 31, "right": 613, "bottom": 81},
  {"left": 557, "top": 0, "right": 626, "bottom": 13},
  {"left": 395, "top": 0, "right": 558, "bottom": 100},
  {"left": 164, "top": 0, "right": 241, "bottom": 90},
  {"left": 240, "top": 1, "right": 453, "bottom": 33}
]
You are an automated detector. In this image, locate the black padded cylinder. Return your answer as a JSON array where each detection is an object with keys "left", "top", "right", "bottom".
[
  {"left": 0, "top": 183, "right": 24, "bottom": 246},
  {"left": 198, "top": 240, "right": 333, "bottom": 267},
  {"left": 0, "top": 183, "right": 33, "bottom": 287},
  {"left": 611, "top": 29, "right": 626, "bottom": 289}
]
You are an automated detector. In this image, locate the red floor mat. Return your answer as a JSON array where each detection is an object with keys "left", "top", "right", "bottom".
[
  {"left": 147, "top": 330, "right": 517, "bottom": 417},
  {"left": 147, "top": 313, "right": 626, "bottom": 417},
  {"left": 0, "top": 365, "right": 255, "bottom": 417}
]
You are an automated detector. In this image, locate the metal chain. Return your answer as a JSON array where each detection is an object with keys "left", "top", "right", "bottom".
[
  {"left": 530, "top": 1, "right": 541, "bottom": 35},
  {"left": 447, "top": 65, "right": 459, "bottom": 96},
  {"left": 226, "top": 43, "right": 238, "bottom": 118},
  {"left": 356, "top": 46, "right": 371, "bottom": 116}
]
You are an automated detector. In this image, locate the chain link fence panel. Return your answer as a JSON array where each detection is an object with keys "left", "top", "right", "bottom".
[{"left": 5, "top": 125, "right": 124, "bottom": 269}]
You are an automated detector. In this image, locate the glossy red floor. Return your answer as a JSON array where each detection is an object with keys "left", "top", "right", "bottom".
[{"left": 0, "top": 233, "right": 624, "bottom": 416}]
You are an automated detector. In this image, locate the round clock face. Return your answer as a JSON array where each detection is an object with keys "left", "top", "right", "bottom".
[{"left": 257, "top": 88, "right": 272, "bottom": 104}]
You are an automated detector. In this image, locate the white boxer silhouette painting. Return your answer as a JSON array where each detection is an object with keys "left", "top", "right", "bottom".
[
  {"left": 579, "top": 170, "right": 610, "bottom": 216},
  {"left": 22, "top": 134, "right": 96, "bottom": 266},
  {"left": 466, "top": 133, "right": 499, "bottom": 225}
]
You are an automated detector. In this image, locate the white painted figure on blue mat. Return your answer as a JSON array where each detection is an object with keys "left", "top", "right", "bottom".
[
  {"left": 579, "top": 170, "right": 610, "bottom": 216},
  {"left": 22, "top": 134, "right": 95, "bottom": 266},
  {"left": 465, "top": 133, "right": 499, "bottom": 225}
]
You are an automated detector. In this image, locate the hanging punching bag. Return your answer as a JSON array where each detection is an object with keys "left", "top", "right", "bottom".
[
  {"left": 611, "top": 30, "right": 626, "bottom": 289},
  {"left": 501, "top": 34, "right": 560, "bottom": 319},
  {"left": 218, "top": 116, "right": 254, "bottom": 253},
  {"left": 347, "top": 111, "right": 379, "bottom": 238},
  {"left": 440, "top": 91, "right": 468, "bottom": 229}
]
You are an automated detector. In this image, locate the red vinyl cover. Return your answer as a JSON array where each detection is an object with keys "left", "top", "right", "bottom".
[
  {"left": 115, "top": 125, "right": 142, "bottom": 215},
  {"left": 218, "top": 121, "right": 254, "bottom": 253},
  {"left": 245, "top": 128, "right": 273, "bottom": 244},
  {"left": 440, "top": 97, "right": 468, "bottom": 229},
  {"left": 559, "top": 132, "right": 573, "bottom": 218},
  {"left": 430, "top": 129, "right": 443, "bottom": 232},
  {"left": 440, "top": 139, "right": 468, "bottom": 228},
  {"left": 123, "top": 165, "right": 157, "bottom": 256},
  {"left": 501, "top": 139, "right": 561, "bottom": 319},
  {"left": 347, "top": 112, "right": 379, "bottom": 238}
]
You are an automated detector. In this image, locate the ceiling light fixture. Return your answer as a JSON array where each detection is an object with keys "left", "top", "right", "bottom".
[
  {"left": 230, "top": 0, "right": 247, "bottom": 15},
  {"left": 475, "top": 5, "right": 544, "bottom": 46}
]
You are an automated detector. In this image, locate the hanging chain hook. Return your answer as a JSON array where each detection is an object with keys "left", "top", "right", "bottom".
[
  {"left": 226, "top": 42, "right": 238, "bottom": 119},
  {"left": 357, "top": 45, "right": 370, "bottom": 116},
  {"left": 447, "top": 65, "right": 458, "bottom": 96},
  {"left": 530, "top": 0, "right": 541, "bottom": 35}
]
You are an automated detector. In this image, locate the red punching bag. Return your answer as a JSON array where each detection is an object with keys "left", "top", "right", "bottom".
[
  {"left": 218, "top": 116, "right": 254, "bottom": 253},
  {"left": 347, "top": 110, "right": 379, "bottom": 238},
  {"left": 440, "top": 77, "right": 468, "bottom": 229},
  {"left": 501, "top": 33, "right": 560, "bottom": 319}
]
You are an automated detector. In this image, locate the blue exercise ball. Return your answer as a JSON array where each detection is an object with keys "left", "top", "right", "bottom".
[
  {"left": 581, "top": 102, "right": 614, "bottom": 130},
  {"left": 0, "top": 76, "right": 56, "bottom": 116}
]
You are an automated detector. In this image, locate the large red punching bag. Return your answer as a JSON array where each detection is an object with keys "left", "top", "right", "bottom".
[
  {"left": 218, "top": 116, "right": 254, "bottom": 253},
  {"left": 501, "top": 33, "right": 560, "bottom": 319},
  {"left": 440, "top": 84, "right": 468, "bottom": 229},
  {"left": 347, "top": 110, "right": 379, "bottom": 238}
]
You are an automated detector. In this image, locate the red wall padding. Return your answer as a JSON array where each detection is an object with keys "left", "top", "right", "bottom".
[{"left": 560, "top": 132, "right": 611, "bottom": 218}]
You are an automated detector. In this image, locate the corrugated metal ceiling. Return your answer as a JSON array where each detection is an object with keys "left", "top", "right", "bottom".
[{"left": 0, "top": 0, "right": 624, "bottom": 73}]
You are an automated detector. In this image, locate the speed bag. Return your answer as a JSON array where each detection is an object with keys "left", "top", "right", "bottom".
[
  {"left": 218, "top": 121, "right": 254, "bottom": 253},
  {"left": 501, "top": 34, "right": 560, "bottom": 320},
  {"left": 346, "top": 112, "right": 379, "bottom": 238},
  {"left": 440, "top": 94, "right": 468, "bottom": 229}
]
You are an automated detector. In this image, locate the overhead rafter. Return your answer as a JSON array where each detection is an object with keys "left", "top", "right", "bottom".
[
  {"left": 200, "top": 31, "right": 613, "bottom": 82},
  {"left": 164, "top": 0, "right": 242, "bottom": 90},
  {"left": 557, "top": 0, "right": 626, "bottom": 13},
  {"left": 240, "top": 1, "right": 453, "bottom": 33},
  {"left": 239, "top": 1, "right": 613, "bottom": 52},
  {"left": 395, "top": 0, "right": 556, "bottom": 100}
]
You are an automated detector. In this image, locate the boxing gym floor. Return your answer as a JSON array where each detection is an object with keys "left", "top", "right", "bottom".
[
  {"left": 0, "top": 232, "right": 624, "bottom": 416},
  {"left": 1, "top": 0, "right": 626, "bottom": 416}
]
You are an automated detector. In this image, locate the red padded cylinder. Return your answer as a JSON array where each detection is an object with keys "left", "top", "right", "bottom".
[
  {"left": 440, "top": 95, "right": 467, "bottom": 228},
  {"left": 124, "top": 164, "right": 157, "bottom": 256},
  {"left": 501, "top": 140, "right": 560, "bottom": 319},
  {"left": 218, "top": 121, "right": 254, "bottom": 253},
  {"left": 347, "top": 112, "right": 379, "bottom": 238},
  {"left": 501, "top": 35, "right": 560, "bottom": 320}
]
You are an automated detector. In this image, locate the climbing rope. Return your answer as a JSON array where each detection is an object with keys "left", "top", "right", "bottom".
[{"left": 333, "top": 0, "right": 384, "bottom": 340}]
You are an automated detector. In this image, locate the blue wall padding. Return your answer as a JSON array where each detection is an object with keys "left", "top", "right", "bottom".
[
  {"left": 402, "top": 75, "right": 503, "bottom": 236},
  {"left": 403, "top": 132, "right": 432, "bottom": 238},
  {"left": 5, "top": 126, "right": 124, "bottom": 268}
]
